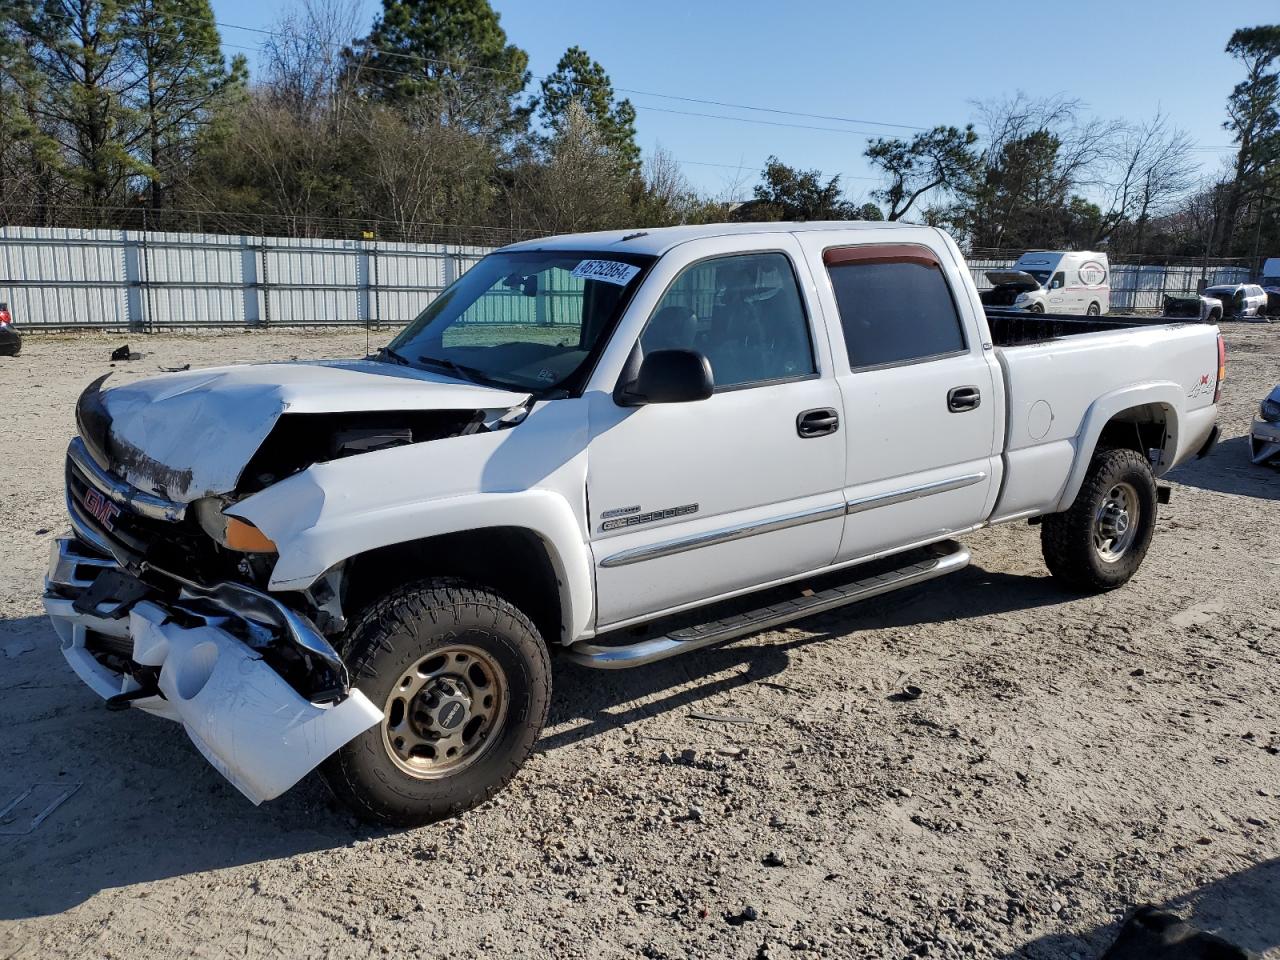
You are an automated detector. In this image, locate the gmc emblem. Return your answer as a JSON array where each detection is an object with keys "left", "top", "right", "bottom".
[{"left": 82, "top": 487, "right": 121, "bottom": 531}]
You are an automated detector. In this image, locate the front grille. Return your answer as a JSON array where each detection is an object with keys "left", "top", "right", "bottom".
[{"left": 65, "top": 453, "right": 225, "bottom": 576}]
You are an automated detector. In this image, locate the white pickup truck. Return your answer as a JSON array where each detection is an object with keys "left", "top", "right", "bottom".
[{"left": 45, "top": 222, "right": 1223, "bottom": 825}]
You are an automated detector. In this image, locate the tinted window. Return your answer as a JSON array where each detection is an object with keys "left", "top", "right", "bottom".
[
  {"left": 641, "top": 252, "right": 815, "bottom": 389},
  {"left": 827, "top": 258, "right": 966, "bottom": 369}
]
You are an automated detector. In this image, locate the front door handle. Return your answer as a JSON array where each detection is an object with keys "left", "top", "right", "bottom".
[
  {"left": 947, "top": 385, "right": 981, "bottom": 413},
  {"left": 797, "top": 407, "right": 840, "bottom": 437}
]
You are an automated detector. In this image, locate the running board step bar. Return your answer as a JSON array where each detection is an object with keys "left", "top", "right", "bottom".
[{"left": 566, "top": 540, "right": 970, "bottom": 669}]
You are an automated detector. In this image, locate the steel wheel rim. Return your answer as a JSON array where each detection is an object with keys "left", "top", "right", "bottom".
[
  {"left": 381, "top": 643, "right": 509, "bottom": 780},
  {"left": 1093, "top": 481, "right": 1140, "bottom": 563}
]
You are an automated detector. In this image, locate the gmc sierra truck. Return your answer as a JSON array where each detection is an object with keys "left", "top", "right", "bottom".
[{"left": 44, "top": 223, "right": 1224, "bottom": 826}]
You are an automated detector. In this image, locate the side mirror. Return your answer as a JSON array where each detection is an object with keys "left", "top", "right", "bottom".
[
  {"left": 617, "top": 349, "right": 714, "bottom": 406},
  {"left": 1050, "top": 279, "right": 1062, "bottom": 290}
]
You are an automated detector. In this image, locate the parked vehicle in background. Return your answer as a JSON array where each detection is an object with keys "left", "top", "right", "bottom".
[
  {"left": 1259, "top": 257, "right": 1280, "bottom": 316},
  {"left": 1163, "top": 293, "right": 1222, "bottom": 323},
  {"left": 1201, "top": 283, "right": 1269, "bottom": 320},
  {"left": 0, "top": 303, "right": 20, "bottom": 357},
  {"left": 43, "top": 222, "right": 1221, "bottom": 826},
  {"left": 979, "top": 251, "right": 1110, "bottom": 316},
  {"left": 1253, "top": 384, "right": 1280, "bottom": 466}
]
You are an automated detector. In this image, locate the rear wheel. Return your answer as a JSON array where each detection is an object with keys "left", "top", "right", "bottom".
[
  {"left": 321, "top": 578, "right": 551, "bottom": 826},
  {"left": 1040, "top": 448, "right": 1158, "bottom": 592}
]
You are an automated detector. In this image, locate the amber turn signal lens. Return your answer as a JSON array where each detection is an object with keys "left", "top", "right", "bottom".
[{"left": 223, "top": 516, "right": 277, "bottom": 553}]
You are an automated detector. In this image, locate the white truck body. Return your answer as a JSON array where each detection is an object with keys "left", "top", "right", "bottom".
[
  {"left": 45, "top": 222, "right": 1222, "bottom": 807},
  {"left": 983, "top": 250, "right": 1111, "bottom": 315}
]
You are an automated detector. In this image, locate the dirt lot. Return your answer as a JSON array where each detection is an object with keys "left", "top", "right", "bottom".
[{"left": 1, "top": 326, "right": 1278, "bottom": 960}]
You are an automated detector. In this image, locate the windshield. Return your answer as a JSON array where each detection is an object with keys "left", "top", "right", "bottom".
[
  {"left": 385, "top": 250, "right": 655, "bottom": 394},
  {"left": 1022, "top": 269, "right": 1052, "bottom": 285}
]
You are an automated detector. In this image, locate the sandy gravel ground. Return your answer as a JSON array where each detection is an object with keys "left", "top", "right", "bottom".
[{"left": 0, "top": 326, "right": 1278, "bottom": 960}]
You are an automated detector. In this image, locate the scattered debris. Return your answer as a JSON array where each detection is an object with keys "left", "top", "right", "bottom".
[
  {"left": 1100, "top": 905, "right": 1253, "bottom": 959},
  {"left": 889, "top": 684, "right": 924, "bottom": 702},
  {"left": 110, "top": 344, "right": 134, "bottom": 361},
  {"left": 725, "top": 905, "right": 760, "bottom": 926},
  {"left": 688, "top": 711, "right": 759, "bottom": 725},
  {"left": 160, "top": 363, "right": 191, "bottom": 372},
  {"left": 0, "top": 782, "right": 81, "bottom": 835}
]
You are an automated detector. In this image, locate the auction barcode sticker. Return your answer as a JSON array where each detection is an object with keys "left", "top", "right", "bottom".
[{"left": 571, "top": 260, "right": 641, "bottom": 286}]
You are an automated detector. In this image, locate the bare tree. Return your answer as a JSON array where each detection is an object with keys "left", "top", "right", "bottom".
[
  {"left": 1096, "top": 111, "right": 1197, "bottom": 249},
  {"left": 261, "top": 0, "right": 363, "bottom": 120}
]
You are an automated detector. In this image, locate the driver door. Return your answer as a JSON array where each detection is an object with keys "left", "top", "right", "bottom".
[{"left": 585, "top": 240, "right": 846, "bottom": 629}]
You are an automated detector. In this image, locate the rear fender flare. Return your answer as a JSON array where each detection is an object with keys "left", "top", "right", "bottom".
[{"left": 1053, "top": 382, "right": 1183, "bottom": 514}]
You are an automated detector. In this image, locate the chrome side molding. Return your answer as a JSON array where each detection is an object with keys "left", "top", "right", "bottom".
[
  {"left": 599, "top": 472, "right": 987, "bottom": 569},
  {"left": 598, "top": 502, "right": 845, "bottom": 568},
  {"left": 844, "top": 472, "right": 986, "bottom": 515}
]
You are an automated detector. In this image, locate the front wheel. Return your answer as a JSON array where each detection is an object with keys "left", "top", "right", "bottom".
[
  {"left": 321, "top": 579, "right": 551, "bottom": 826},
  {"left": 1029, "top": 303, "right": 1045, "bottom": 314},
  {"left": 1040, "top": 448, "right": 1158, "bottom": 592},
  {"left": 1086, "top": 302, "right": 1101, "bottom": 316}
]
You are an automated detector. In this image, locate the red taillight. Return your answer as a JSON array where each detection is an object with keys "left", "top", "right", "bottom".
[
  {"left": 1213, "top": 333, "right": 1225, "bottom": 403},
  {"left": 0, "top": 307, "right": 10, "bottom": 327}
]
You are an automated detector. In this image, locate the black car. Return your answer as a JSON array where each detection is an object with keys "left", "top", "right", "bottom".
[{"left": 0, "top": 303, "right": 19, "bottom": 357}]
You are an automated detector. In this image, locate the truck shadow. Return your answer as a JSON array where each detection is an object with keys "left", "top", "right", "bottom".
[
  {"left": 1003, "top": 857, "right": 1280, "bottom": 958},
  {"left": 0, "top": 563, "right": 1065, "bottom": 920},
  {"left": 541, "top": 564, "right": 1069, "bottom": 753},
  {"left": 1167, "top": 435, "right": 1279, "bottom": 501}
]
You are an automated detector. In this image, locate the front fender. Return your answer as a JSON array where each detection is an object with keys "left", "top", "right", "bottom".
[
  {"left": 1053, "top": 382, "right": 1184, "bottom": 514},
  {"left": 226, "top": 399, "right": 594, "bottom": 642},
  {"left": 236, "top": 480, "right": 594, "bottom": 644}
]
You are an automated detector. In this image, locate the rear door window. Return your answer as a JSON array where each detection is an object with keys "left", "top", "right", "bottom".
[{"left": 824, "top": 244, "right": 967, "bottom": 370}]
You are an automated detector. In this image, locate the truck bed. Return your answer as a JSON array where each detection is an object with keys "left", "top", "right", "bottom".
[{"left": 984, "top": 308, "right": 1206, "bottom": 348}]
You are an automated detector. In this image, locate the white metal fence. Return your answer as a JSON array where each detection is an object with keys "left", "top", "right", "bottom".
[
  {"left": 0, "top": 226, "right": 495, "bottom": 331},
  {"left": 0, "top": 226, "right": 1261, "bottom": 330}
]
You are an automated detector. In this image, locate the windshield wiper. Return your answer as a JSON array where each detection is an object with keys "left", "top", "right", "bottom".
[
  {"left": 416, "top": 355, "right": 490, "bottom": 386},
  {"left": 375, "top": 345, "right": 412, "bottom": 366}
]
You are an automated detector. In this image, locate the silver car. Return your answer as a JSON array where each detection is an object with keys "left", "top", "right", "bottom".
[
  {"left": 1253, "top": 384, "right": 1280, "bottom": 465},
  {"left": 1202, "top": 283, "right": 1269, "bottom": 320}
]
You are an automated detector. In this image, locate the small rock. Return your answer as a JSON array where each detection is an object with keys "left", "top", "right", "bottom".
[
  {"left": 679, "top": 748, "right": 698, "bottom": 765},
  {"left": 1130, "top": 668, "right": 1146, "bottom": 677},
  {"left": 762, "top": 851, "right": 786, "bottom": 867},
  {"left": 687, "top": 805, "right": 704, "bottom": 822},
  {"left": 1246, "top": 816, "right": 1269, "bottom": 828}
]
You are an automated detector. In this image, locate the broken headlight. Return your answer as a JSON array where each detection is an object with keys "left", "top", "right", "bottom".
[{"left": 193, "top": 497, "right": 278, "bottom": 553}]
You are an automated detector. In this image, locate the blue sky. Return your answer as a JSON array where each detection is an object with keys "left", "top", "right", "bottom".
[{"left": 209, "top": 0, "right": 1276, "bottom": 203}]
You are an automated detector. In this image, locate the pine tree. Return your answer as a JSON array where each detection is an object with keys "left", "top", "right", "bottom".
[
  {"left": 345, "top": 0, "right": 531, "bottom": 142},
  {"left": 121, "top": 0, "right": 246, "bottom": 212},
  {"left": 538, "top": 45, "right": 638, "bottom": 175}
]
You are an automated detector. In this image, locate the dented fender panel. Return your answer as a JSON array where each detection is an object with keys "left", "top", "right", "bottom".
[{"left": 229, "top": 398, "right": 596, "bottom": 640}]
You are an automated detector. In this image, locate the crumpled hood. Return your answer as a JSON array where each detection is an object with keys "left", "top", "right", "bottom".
[
  {"left": 99, "top": 359, "right": 531, "bottom": 501},
  {"left": 985, "top": 271, "right": 1041, "bottom": 291}
]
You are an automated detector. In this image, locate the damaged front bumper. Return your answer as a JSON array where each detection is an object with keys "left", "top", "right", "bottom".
[
  {"left": 1252, "top": 418, "right": 1280, "bottom": 465},
  {"left": 43, "top": 536, "right": 381, "bottom": 804}
]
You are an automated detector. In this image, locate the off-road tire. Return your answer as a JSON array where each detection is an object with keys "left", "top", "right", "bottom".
[
  {"left": 321, "top": 578, "right": 551, "bottom": 826},
  {"left": 1040, "top": 447, "right": 1157, "bottom": 592}
]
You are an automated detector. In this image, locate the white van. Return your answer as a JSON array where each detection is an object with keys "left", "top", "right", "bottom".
[{"left": 981, "top": 251, "right": 1111, "bottom": 316}]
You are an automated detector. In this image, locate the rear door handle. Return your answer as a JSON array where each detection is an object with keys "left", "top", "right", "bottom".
[
  {"left": 797, "top": 407, "right": 840, "bottom": 437},
  {"left": 947, "top": 386, "right": 981, "bottom": 413}
]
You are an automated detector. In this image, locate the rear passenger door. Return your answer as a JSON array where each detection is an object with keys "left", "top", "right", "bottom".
[{"left": 796, "top": 237, "right": 1000, "bottom": 563}]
